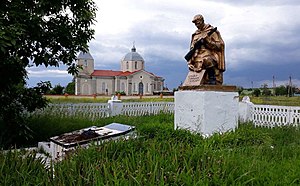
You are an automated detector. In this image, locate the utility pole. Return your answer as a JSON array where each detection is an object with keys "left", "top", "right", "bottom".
[
  {"left": 288, "top": 75, "right": 293, "bottom": 97},
  {"left": 273, "top": 75, "right": 275, "bottom": 96}
]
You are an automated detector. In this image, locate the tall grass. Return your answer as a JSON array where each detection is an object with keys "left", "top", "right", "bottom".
[
  {"left": 250, "top": 96, "right": 300, "bottom": 106},
  {"left": 2, "top": 114, "right": 300, "bottom": 185}
]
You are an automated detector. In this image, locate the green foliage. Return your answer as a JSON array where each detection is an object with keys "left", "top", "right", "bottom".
[
  {"left": 3, "top": 114, "right": 300, "bottom": 185},
  {"left": 0, "top": 0, "right": 97, "bottom": 148},
  {"left": 252, "top": 88, "right": 261, "bottom": 97},
  {"left": 274, "top": 85, "right": 297, "bottom": 97},
  {"left": 0, "top": 82, "right": 50, "bottom": 148},
  {"left": 261, "top": 83, "right": 272, "bottom": 96},
  {"left": 64, "top": 81, "right": 75, "bottom": 95},
  {"left": 237, "top": 86, "right": 244, "bottom": 95},
  {"left": 37, "top": 81, "right": 52, "bottom": 94},
  {"left": 275, "top": 85, "right": 287, "bottom": 96},
  {"left": 49, "top": 84, "right": 64, "bottom": 95},
  {"left": 115, "top": 91, "right": 126, "bottom": 95}
]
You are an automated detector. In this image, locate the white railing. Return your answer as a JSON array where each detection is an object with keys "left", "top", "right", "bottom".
[
  {"left": 32, "top": 100, "right": 300, "bottom": 128},
  {"left": 239, "top": 98, "right": 300, "bottom": 127},
  {"left": 251, "top": 104, "right": 300, "bottom": 127},
  {"left": 33, "top": 102, "right": 174, "bottom": 119},
  {"left": 33, "top": 103, "right": 109, "bottom": 120},
  {"left": 121, "top": 102, "right": 174, "bottom": 116}
]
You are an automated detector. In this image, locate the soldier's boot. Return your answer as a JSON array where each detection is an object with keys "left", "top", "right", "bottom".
[{"left": 207, "top": 68, "right": 216, "bottom": 85}]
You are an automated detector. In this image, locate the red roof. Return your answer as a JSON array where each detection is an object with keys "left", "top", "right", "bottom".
[
  {"left": 91, "top": 69, "right": 161, "bottom": 78},
  {"left": 91, "top": 70, "right": 134, "bottom": 77}
]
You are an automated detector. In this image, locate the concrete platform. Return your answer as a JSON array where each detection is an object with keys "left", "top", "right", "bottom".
[{"left": 175, "top": 89, "right": 239, "bottom": 136}]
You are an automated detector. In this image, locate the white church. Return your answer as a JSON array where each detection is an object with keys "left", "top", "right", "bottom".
[{"left": 75, "top": 46, "right": 165, "bottom": 95}]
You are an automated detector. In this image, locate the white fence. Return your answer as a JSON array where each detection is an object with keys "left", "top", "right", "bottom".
[
  {"left": 33, "top": 101, "right": 300, "bottom": 127},
  {"left": 251, "top": 104, "right": 300, "bottom": 127},
  {"left": 33, "top": 103, "right": 109, "bottom": 120},
  {"left": 121, "top": 102, "right": 174, "bottom": 116},
  {"left": 33, "top": 102, "right": 174, "bottom": 120},
  {"left": 239, "top": 101, "right": 300, "bottom": 127}
]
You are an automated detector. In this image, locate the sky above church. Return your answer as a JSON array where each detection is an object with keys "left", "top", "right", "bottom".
[{"left": 27, "top": 0, "right": 300, "bottom": 89}]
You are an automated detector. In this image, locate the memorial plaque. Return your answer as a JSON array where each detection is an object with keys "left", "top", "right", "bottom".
[{"left": 182, "top": 70, "right": 205, "bottom": 86}]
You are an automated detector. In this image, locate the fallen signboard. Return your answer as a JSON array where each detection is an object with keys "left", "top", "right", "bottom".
[{"left": 49, "top": 123, "right": 136, "bottom": 160}]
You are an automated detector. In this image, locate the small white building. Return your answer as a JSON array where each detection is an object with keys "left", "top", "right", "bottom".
[{"left": 75, "top": 46, "right": 164, "bottom": 95}]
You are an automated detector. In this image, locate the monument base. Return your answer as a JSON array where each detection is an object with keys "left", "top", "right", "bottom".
[{"left": 175, "top": 88, "right": 239, "bottom": 136}]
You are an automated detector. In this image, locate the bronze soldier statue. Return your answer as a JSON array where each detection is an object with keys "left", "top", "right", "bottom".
[{"left": 185, "top": 14, "right": 225, "bottom": 85}]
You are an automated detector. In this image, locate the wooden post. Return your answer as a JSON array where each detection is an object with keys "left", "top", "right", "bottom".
[
  {"left": 64, "top": 93, "right": 69, "bottom": 98},
  {"left": 160, "top": 93, "right": 163, "bottom": 99}
]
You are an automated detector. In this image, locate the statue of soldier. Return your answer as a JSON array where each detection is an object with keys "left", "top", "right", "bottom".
[{"left": 185, "top": 14, "right": 225, "bottom": 85}]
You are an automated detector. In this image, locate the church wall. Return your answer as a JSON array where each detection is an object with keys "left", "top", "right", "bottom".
[
  {"left": 153, "top": 77, "right": 164, "bottom": 92},
  {"left": 119, "top": 78, "right": 127, "bottom": 93},
  {"left": 130, "top": 72, "right": 153, "bottom": 95},
  {"left": 76, "top": 77, "right": 93, "bottom": 95},
  {"left": 95, "top": 77, "right": 115, "bottom": 95}
]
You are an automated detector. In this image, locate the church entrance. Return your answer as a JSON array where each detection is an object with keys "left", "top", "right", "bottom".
[{"left": 138, "top": 82, "right": 144, "bottom": 95}]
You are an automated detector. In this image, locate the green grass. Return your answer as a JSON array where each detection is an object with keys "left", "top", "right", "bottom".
[
  {"left": 2, "top": 114, "right": 300, "bottom": 185},
  {"left": 46, "top": 96, "right": 111, "bottom": 103},
  {"left": 249, "top": 96, "right": 300, "bottom": 106}
]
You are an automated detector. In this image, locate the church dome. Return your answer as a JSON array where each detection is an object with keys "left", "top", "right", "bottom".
[
  {"left": 122, "top": 46, "right": 144, "bottom": 61},
  {"left": 78, "top": 51, "right": 94, "bottom": 60}
]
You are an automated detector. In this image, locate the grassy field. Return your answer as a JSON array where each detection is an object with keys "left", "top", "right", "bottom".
[
  {"left": 2, "top": 114, "right": 300, "bottom": 185},
  {"left": 249, "top": 96, "right": 300, "bottom": 106}
]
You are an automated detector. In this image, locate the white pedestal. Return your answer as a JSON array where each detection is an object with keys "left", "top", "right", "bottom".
[
  {"left": 175, "top": 90, "right": 239, "bottom": 136},
  {"left": 108, "top": 99, "right": 122, "bottom": 116}
]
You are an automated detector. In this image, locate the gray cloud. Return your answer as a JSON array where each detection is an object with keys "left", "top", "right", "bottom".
[
  {"left": 27, "top": 0, "right": 300, "bottom": 89},
  {"left": 208, "top": 0, "right": 300, "bottom": 6}
]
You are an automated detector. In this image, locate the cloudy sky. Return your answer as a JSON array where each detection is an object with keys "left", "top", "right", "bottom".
[{"left": 27, "top": 0, "right": 300, "bottom": 89}]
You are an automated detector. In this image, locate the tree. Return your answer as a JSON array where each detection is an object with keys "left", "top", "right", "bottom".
[
  {"left": 0, "top": 0, "right": 97, "bottom": 148},
  {"left": 50, "top": 84, "right": 65, "bottom": 95},
  {"left": 65, "top": 80, "right": 75, "bottom": 95},
  {"left": 274, "top": 85, "right": 287, "bottom": 96},
  {"left": 237, "top": 86, "right": 244, "bottom": 95},
  {"left": 37, "top": 81, "right": 52, "bottom": 94},
  {"left": 252, "top": 89, "right": 261, "bottom": 97},
  {"left": 261, "top": 83, "right": 271, "bottom": 96}
]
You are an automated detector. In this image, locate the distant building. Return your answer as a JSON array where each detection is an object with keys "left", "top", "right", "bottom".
[{"left": 75, "top": 46, "right": 164, "bottom": 95}]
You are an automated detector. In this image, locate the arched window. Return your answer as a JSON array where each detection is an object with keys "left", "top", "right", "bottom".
[
  {"left": 126, "top": 62, "right": 129, "bottom": 69},
  {"left": 84, "top": 60, "right": 88, "bottom": 67}
]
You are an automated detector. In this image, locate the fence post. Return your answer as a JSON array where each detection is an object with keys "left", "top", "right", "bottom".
[
  {"left": 238, "top": 96, "right": 254, "bottom": 122},
  {"left": 288, "top": 107, "right": 294, "bottom": 124},
  {"left": 107, "top": 95, "right": 123, "bottom": 117}
]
